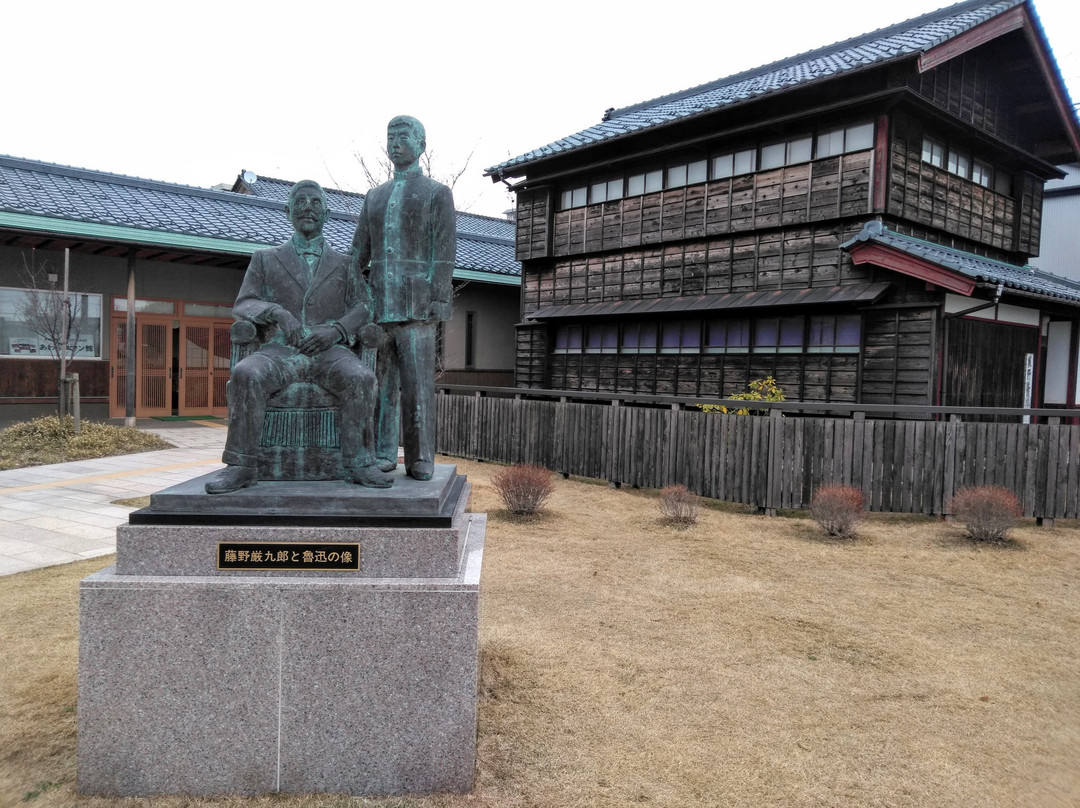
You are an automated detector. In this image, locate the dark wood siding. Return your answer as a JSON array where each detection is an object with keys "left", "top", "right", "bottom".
[
  {"left": 0, "top": 358, "right": 108, "bottom": 399},
  {"left": 908, "top": 47, "right": 1019, "bottom": 143},
  {"left": 515, "top": 187, "right": 551, "bottom": 261},
  {"left": 860, "top": 306, "right": 937, "bottom": 406},
  {"left": 514, "top": 324, "right": 548, "bottom": 389},
  {"left": 523, "top": 223, "right": 869, "bottom": 314},
  {"left": 944, "top": 317, "right": 1039, "bottom": 410},
  {"left": 888, "top": 116, "right": 1017, "bottom": 252},
  {"left": 547, "top": 348, "right": 859, "bottom": 403},
  {"left": 550, "top": 152, "right": 873, "bottom": 259},
  {"left": 1016, "top": 172, "right": 1044, "bottom": 257}
]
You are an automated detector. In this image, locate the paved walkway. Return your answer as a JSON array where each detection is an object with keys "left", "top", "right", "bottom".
[{"left": 0, "top": 421, "right": 226, "bottom": 577}]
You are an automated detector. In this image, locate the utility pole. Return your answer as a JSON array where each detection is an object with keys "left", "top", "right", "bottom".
[{"left": 59, "top": 248, "right": 70, "bottom": 418}]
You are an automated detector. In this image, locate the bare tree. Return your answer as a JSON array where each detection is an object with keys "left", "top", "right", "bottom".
[
  {"left": 354, "top": 144, "right": 474, "bottom": 198},
  {"left": 17, "top": 251, "right": 89, "bottom": 415}
]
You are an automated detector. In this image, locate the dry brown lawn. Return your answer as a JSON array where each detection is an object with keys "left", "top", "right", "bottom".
[{"left": 2, "top": 457, "right": 1079, "bottom": 807}]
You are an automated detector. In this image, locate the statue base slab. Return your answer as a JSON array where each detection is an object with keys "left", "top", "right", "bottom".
[{"left": 131, "top": 464, "right": 465, "bottom": 528}]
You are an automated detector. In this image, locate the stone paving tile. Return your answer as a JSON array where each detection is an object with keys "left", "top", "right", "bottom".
[
  {"left": 9, "top": 546, "right": 86, "bottom": 566},
  {"left": 0, "top": 521, "right": 73, "bottom": 539},
  {"left": 2, "top": 491, "right": 66, "bottom": 502},
  {"left": 0, "top": 500, "right": 51, "bottom": 515},
  {"left": 55, "top": 490, "right": 116, "bottom": 503},
  {"left": 57, "top": 513, "right": 128, "bottom": 530},
  {"left": 18, "top": 516, "right": 89, "bottom": 532},
  {"left": 0, "top": 557, "right": 40, "bottom": 575},
  {"left": 57, "top": 526, "right": 116, "bottom": 541},
  {"left": 36, "top": 533, "right": 116, "bottom": 554},
  {"left": 88, "top": 506, "right": 139, "bottom": 518},
  {"left": 0, "top": 537, "right": 47, "bottom": 555}
]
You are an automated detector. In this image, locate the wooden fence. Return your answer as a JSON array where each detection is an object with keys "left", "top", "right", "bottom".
[{"left": 436, "top": 390, "right": 1080, "bottom": 522}]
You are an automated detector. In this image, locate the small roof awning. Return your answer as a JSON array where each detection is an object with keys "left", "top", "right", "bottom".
[
  {"left": 841, "top": 221, "right": 1080, "bottom": 305},
  {"left": 526, "top": 282, "right": 891, "bottom": 321}
]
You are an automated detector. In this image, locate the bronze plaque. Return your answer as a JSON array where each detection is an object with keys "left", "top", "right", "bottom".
[{"left": 217, "top": 542, "right": 360, "bottom": 571}]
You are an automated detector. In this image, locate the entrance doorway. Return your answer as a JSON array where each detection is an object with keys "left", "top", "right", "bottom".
[{"left": 109, "top": 314, "right": 231, "bottom": 418}]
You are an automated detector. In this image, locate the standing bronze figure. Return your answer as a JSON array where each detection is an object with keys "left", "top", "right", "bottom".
[{"left": 351, "top": 116, "right": 456, "bottom": 481}]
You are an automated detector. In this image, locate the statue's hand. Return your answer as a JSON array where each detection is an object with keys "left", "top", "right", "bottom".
[
  {"left": 297, "top": 325, "right": 339, "bottom": 355},
  {"left": 359, "top": 322, "right": 384, "bottom": 348},
  {"left": 274, "top": 309, "right": 303, "bottom": 346},
  {"left": 429, "top": 299, "right": 452, "bottom": 322}
]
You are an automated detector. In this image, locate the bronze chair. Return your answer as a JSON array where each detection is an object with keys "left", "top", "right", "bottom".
[{"left": 229, "top": 320, "right": 379, "bottom": 481}]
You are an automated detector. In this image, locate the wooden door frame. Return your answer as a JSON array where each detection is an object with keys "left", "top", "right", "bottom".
[{"left": 177, "top": 319, "right": 232, "bottom": 416}]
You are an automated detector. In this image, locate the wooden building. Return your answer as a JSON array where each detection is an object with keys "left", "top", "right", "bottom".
[
  {"left": 487, "top": 0, "right": 1080, "bottom": 411},
  {"left": 0, "top": 157, "right": 519, "bottom": 418}
]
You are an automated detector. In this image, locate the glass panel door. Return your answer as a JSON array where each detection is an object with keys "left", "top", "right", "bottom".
[
  {"left": 109, "top": 319, "right": 128, "bottom": 418},
  {"left": 180, "top": 324, "right": 211, "bottom": 414},
  {"left": 137, "top": 318, "right": 172, "bottom": 417},
  {"left": 212, "top": 322, "right": 232, "bottom": 416}
]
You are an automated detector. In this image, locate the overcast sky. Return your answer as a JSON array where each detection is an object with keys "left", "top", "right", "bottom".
[{"left": 4, "top": 0, "right": 1078, "bottom": 219}]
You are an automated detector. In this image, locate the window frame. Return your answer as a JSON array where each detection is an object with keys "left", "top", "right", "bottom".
[{"left": 0, "top": 285, "right": 105, "bottom": 360}]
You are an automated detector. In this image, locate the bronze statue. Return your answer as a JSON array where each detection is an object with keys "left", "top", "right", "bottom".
[
  {"left": 351, "top": 116, "right": 456, "bottom": 481},
  {"left": 205, "top": 180, "right": 390, "bottom": 494}
]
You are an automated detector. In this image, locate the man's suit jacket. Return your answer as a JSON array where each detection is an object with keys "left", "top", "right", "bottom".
[
  {"left": 352, "top": 168, "right": 456, "bottom": 324},
  {"left": 233, "top": 241, "right": 371, "bottom": 345}
]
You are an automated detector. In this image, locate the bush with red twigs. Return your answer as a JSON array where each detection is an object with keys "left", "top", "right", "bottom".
[
  {"left": 810, "top": 484, "right": 864, "bottom": 538},
  {"left": 491, "top": 464, "right": 555, "bottom": 515},
  {"left": 949, "top": 485, "right": 1022, "bottom": 542},
  {"left": 658, "top": 484, "right": 700, "bottom": 525}
]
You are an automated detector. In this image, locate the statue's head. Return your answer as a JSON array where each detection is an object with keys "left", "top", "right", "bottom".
[
  {"left": 285, "top": 180, "right": 328, "bottom": 239},
  {"left": 387, "top": 115, "right": 426, "bottom": 170}
]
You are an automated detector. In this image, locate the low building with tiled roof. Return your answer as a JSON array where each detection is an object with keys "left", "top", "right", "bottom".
[
  {"left": 487, "top": 0, "right": 1080, "bottom": 413},
  {"left": 0, "top": 156, "right": 520, "bottom": 416}
]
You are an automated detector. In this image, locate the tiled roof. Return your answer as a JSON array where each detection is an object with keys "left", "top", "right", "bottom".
[
  {"left": 0, "top": 155, "right": 293, "bottom": 245},
  {"left": 0, "top": 155, "right": 519, "bottom": 282},
  {"left": 234, "top": 170, "right": 520, "bottom": 278},
  {"left": 487, "top": 0, "right": 1024, "bottom": 177},
  {"left": 238, "top": 173, "right": 365, "bottom": 215},
  {"left": 841, "top": 221, "right": 1080, "bottom": 303}
]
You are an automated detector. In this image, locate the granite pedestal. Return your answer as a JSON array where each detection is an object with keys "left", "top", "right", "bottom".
[{"left": 78, "top": 465, "right": 483, "bottom": 797}]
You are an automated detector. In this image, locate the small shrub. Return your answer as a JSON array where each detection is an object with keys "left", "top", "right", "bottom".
[
  {"left": 491, "top": 464, "right": 555, "bottom": 515},
  {"left": 0, "top": 416, "right": 172, "bottom": 470},
  {"left": 698, "top": 376, "right": 785, "bottom": 415},
  {"left": 659, "top": 484, "right": 700, "bottom": 524},
  {"left": 949, "top": 485, "right": 1022, "bottom": 542},
  {"left": 810, "top": 484, "right": 864, "bottom": 538}
]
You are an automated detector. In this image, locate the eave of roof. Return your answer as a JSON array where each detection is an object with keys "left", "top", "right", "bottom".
[
  {"left": 841, "top": 221, "right": 1080, "bottom": 305},
  {"left": 526, "top": 283, "right": 891, "bottom": 321},
  {"left": 0, "top": 210, "right": 261, "bottom": 256},
  {"left": 485, "top": 0, "right": 1080, "bottom": 180}
]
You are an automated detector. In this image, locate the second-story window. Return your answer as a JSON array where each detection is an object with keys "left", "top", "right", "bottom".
[
  {"left": 922, "top": 137, "right": 946, "bottom": 168},
  {"left": 713, "top": 149, "right": 757, "bottom": 179},
  {"left": 556, "top": 120, "right": 876, "bottom": 210},
  {"left": 817, "top": 122, "right": 874, "bottom": 158},
  {"left": 922, "top": 136, "right": 1009, "bottom": 194},
  {"left": 760, "top": 136, "right": 813, "bottom": 170}
]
